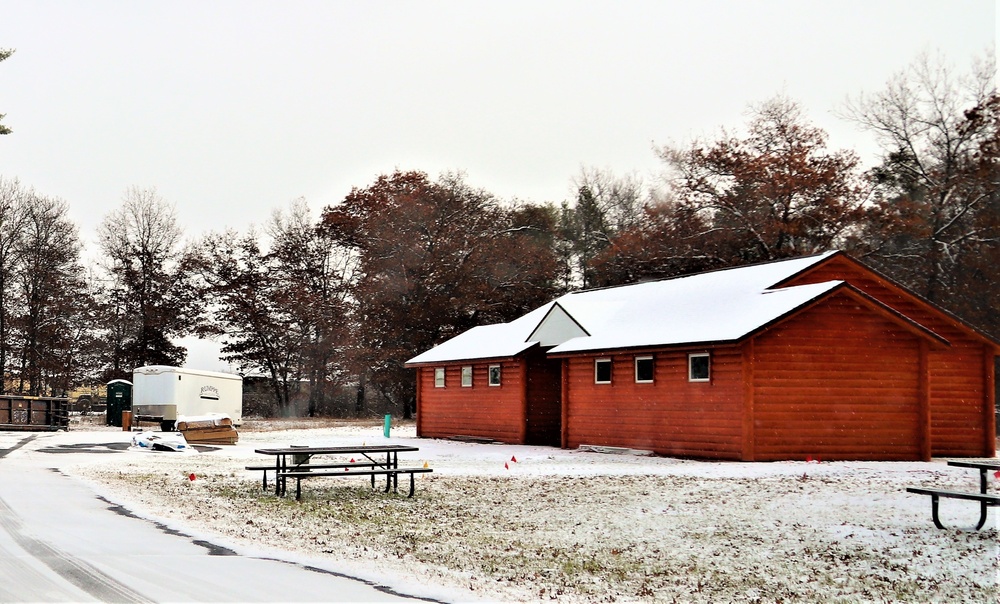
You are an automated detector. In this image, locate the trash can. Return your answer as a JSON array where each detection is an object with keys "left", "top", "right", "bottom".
[{"left": 290, "top": 445, "right": 310, "bottom": 469}]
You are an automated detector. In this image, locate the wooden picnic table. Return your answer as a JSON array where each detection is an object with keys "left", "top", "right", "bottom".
[{"left": 252, "top": 444, "right": 429, "bottom": 500}]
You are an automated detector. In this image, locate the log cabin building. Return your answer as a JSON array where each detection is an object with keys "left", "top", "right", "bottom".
[{"left": 406, "top": 251, "right": 998, "bottom": 461}]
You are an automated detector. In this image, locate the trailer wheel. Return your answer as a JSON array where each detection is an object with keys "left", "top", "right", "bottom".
[{"left": 160, "top": 420, "right": 175, "bottom": 432}]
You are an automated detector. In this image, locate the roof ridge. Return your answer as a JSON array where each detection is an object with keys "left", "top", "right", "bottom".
[{"left": 569, "top": 250, "right": 838, "bottom": 294}]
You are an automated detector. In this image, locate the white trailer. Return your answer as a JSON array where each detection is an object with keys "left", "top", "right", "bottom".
[{"left": 132, "top": 365, "right": 243, "bottom": 430}]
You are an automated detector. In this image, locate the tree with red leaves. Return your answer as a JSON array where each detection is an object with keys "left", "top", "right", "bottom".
[
  {"left": 660, "top": 96, "right": 870, "bottom": 267},
  {"left": 322, "top": 170, "right": 561, "bottom": 417},
  {"left": 588, "top": 97, "right": 869, "bottom": 287}
]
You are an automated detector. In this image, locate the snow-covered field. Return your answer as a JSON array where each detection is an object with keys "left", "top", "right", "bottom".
[{"left": 69, "top": 418, "right": 999, "bottom": 602}]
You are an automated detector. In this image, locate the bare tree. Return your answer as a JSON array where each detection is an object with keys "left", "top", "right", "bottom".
[
  {"left": 12, "top": 193, "right": 86, "bottom": 395},
  {"left": 96, "top": 187, "right": 193, "bottom": 376},
  {"left": 572, "top": 166, "right": 648, "bottom": 233},
  {"left": 267, "top": 199, "right": 356, "bottom": 416},
  {"left": 844, "top": 52, "right": 999, "bottom": 332},
  {"left": 558, "top": 168, "right": 650, "bottom": 288},
  {"left": 190, "top": 229, "right": 303, "bottom": 413},
  {"left": 0, "top": 177, "right": 29, "bottom": 390}
]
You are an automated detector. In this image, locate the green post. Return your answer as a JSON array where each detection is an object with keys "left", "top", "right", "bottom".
[{"left": 383, "top": 414, "right": 391, "bottom": 438}]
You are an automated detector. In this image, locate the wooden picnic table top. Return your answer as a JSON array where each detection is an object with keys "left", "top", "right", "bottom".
[{"left": 254, "top": 444, "right": 420, "bottom": 456}]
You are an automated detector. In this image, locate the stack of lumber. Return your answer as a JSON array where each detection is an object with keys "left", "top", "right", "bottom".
[{"left": 176, "top": 415, "right": 238, "bottom": 445}]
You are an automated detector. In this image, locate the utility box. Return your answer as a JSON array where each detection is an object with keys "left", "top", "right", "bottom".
[
  {"left": 132, "top": 366, "right": 243, "bottom": 431},
  {"left": 105, "top": 379, "right": 133, "bottom": 427}
]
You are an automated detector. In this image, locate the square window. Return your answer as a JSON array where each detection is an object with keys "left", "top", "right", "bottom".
[
  {"left": 635, "top": 356, "right": 654, "bottom": 383},
  {"left": 434, "top": 367, "right": 445, "bottom": 388},
  {"left": 595, "top": 358, "right": 612, "bottom": 384},
  {"left": 461, "top": 366, "right": 473, "bottom": 387},
  {"left": 689, "top": 353, "right": 710, "bottom": 382},
  {"left": 488, "top": 365, "right": 501, "bottom": 386}
]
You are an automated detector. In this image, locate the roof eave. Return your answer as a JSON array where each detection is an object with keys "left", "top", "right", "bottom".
[
  {"left": 405, "top": 343, "right": 539, "bottom": 368},
  {"left": 546, "top": 339, "right": 742, "bottom": 358},
  {"left": 744, "top": 282, "right": 951, "bottom": 348}
]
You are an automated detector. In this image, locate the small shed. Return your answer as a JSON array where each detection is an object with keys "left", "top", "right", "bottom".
[{"left": 408, "top": 252, "right": 998, "bottom": 461}]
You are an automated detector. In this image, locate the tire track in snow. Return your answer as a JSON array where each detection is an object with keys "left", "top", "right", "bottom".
[
  {"left": 0, "top": 482, "right": 152, "bottom": 602},
  {"left": 0, "top": 529, "right": 90, "bottom": 602},
  {"left": 0, "top": 434, "right": 38, "bottom": 458}
]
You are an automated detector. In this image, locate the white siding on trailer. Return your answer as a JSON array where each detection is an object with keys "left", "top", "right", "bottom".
[{"left": 132, "top": 366, "right": 243, "bottom": 424}]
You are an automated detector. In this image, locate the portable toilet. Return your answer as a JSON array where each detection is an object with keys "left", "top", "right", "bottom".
[{"left": 105, "top": 379, "right": 133, "bottom": 427}]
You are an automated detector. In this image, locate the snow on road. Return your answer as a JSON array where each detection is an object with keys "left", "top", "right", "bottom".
[
  {"left": 59, "top": 420, "right": 1000, "bottom": 602},
  {"left": 0, "top": 429, "right": 422, "bottom": 603}
]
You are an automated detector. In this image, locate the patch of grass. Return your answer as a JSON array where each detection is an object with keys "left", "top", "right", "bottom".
[{"left": 80, "top": 464, "right": 1000, "bottom": 603}]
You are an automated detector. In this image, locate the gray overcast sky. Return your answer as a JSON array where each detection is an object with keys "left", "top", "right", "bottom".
[
  {"left": 1, "top": 1, "right": 996, "bottom": 244},
  {"left": 0, "top": 1, "right": 996, "bottom": 369}
]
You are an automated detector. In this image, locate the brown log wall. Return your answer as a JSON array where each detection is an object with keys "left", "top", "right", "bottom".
[
  {"left": 416, "top": 361, "right": 526, "bottom": 444},
  {"left": 563, "top": 347, "right": 744, "bottom": 459},
  {"left": 751, "top": 294, "right": 922, "bottom": 461},
  {"left": 786, "top": 256, "right": 994, "bottom": 457}
]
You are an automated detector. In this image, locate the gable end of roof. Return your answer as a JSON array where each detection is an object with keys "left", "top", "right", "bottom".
[
  {"left": 747, "top": 281, "right": 951, "bottom": 348},
  {"left": 777, "top": 252, "right": 999, "bottom": 351},
  {"left": 526, "top": 301, "right": 590, "bottom": 345}
]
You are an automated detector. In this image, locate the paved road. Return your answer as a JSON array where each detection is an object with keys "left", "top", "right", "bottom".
[{"left": 0, "top": 431, "right": 424, "bottom": 603}]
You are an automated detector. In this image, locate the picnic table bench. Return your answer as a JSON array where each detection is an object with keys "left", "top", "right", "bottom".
[
  {"left": 906, "top": 460, "right": 1000, "bottom": 530},
  {"left": 250, "top": 445, "right": 431, "bottom": 500}
]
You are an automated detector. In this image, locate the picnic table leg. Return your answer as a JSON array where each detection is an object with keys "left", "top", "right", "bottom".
[
  {"left": 296, "top": 477, "right": 302, "bottom": 501},
  {"left": 384, "top": 452, "right": 393, "bottom": 493},
  {"left": 975, "top": 501, "right": 989, "bottom": 530},
  {"left": 397, "top": 452, "right": 402, "bottom": 492},
  {"left": 385, "top": 451, "right": 399, "bottom": 493},
  {"left": 279, "top": 455, "right": 288, "bottom": 496},
  {"left": 406, "top": 472, "right": 415, "bottom": 498},
  {"left": 973, "top": 468, "right": 991, "bottom": 530},
  {"left": 261, "top": 469, "right": 268, "bottom": 491},
  {"left": 928, "top": 494, "right": 990, "bottom": 530},
  {"left": 929, "top": 494, "right": 945, "bottom": 529}
]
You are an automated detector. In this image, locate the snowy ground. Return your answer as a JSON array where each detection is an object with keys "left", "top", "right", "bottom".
[{"left": 67, "top": 417, "right": 999, "bottom": 602}]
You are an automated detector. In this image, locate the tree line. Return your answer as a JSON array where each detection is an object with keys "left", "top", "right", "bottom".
[{"left": 0, "top": 55, "right": 996, "bottom": 416}]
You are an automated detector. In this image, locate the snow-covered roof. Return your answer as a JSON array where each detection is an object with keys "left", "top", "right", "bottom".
[
  {"left": 550, "top": 280, "right": 842, "bottom": 353},
  {"left": 406, "top": 251, "right": 841, "bottom": 364},
  {"left": 405, "top": 304, "right": 554, "bottom": 365}
]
